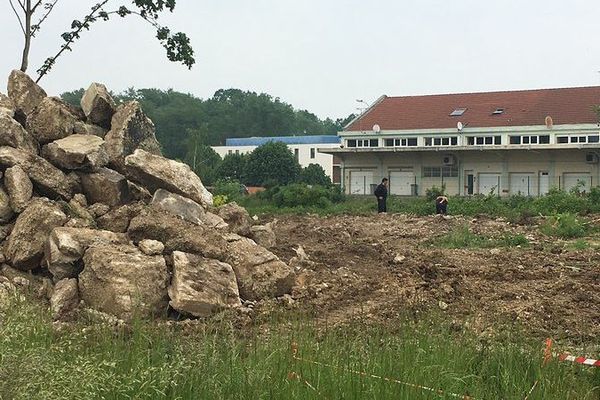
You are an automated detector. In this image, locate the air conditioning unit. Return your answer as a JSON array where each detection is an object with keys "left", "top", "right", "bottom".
[
  {"left": 585, "top": 153, "right": 599, "bottom": 164},
  {"left": 442, "top": 155, "right": 456, "bottom": 166}
]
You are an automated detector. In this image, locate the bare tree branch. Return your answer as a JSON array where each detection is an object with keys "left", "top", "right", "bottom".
[
  {"left": 31, "top": 0, "right": 42, "bottom": 12},
  {"left": 16, "top": 0, "right": 26, "bottom": 12},
  {"left": 31, "top": 0, "right": 59, "bottom": 36},
  {"left": 8, "top": 0, "right": 27, "bottom": 35}
]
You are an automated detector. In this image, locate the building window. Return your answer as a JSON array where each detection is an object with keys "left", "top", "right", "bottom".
[
  {"left": 509, "top": 136, "right": 521, "bottom": 145},
  {"left": 369, "top": 139, "right": 379, "bottom": 147},
  {"left": 310, "top": 148, "right": 315, "bottom": 159},
  {"left": 557, "top": 136, "right": 568, "bottom": 144},
  {"left": 347, "top": 139, "right": 378, "bottom": 148},
  {"left": 228, "top": 150, "right": 233, "bottom": 155},
  {"left": 347, "top": 139, "right": 357, "bottom": 147},
  {"left": 539, "top": 135, "right": 550, "bottom": 144},
  {"left": 424, "top": 136, "right": 458, "bottom": 146},
  {"left": 423, "top": 166, "right": 458, "bottom": 178},
  {"left": 467, "top": 135, "right": 502, "bottom": 146},
  {"left": 294, "top": 148, "right": 299, "bottom": 160},
  {"left": 449, "top": 108, "right": 467, "bottom": 116},
  {"left": 589, "top": 135, "right": 600, "bottom": 143},
  {"left": 235, "top": 149, "right": 240, "bottom": 155},
  {"left": 383, "top": 138, "right": 418, "bottom": 147}
]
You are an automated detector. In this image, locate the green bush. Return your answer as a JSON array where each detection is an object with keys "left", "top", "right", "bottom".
[
  {"left": 266, "top": 184, "right": 344, "bottom": 208},
  {"left": 540, "top": 213, "right": 589, "bottom": 238},
  {"left": 425, "top": 184, "right": 446, "bottom": 201},
  {"left": 213, "top": 179, "right": 246, "bottom": 202},
  {"left": 498, "top": 233, "right": 530, "bottom": 247}
]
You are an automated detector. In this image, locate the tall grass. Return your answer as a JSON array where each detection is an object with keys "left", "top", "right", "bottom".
[{"left": 1, "top": 295, "right": 598, "bottom": 399}]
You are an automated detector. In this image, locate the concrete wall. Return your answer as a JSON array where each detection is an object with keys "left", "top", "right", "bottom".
[{"left": 340, "top": 149, "right": 600, "bottom": 196}]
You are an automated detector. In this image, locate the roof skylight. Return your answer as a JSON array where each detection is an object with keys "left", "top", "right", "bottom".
[
  {"left": 449, "top": 108, "right": 467, "bottom": 116},
  {"left": 492, "top": 108, "right": 504, "bottom": 115}
]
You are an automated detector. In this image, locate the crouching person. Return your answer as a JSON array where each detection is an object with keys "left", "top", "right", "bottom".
[{"left": 435, "top": 195, "right": 448, "bottom": 215}]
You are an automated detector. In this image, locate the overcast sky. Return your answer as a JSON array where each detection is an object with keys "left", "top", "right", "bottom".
[{"left": 2, "top": 0, "right": 600, "bottom": 119}]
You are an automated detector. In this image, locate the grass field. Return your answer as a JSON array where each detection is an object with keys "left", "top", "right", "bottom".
[{"left": 1, "top": 295, "right": 598, "bottom": 399}]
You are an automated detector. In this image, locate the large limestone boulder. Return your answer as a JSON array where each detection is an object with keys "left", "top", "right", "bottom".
[
  {"left": 138, "top": 239, "right": 164, "bottom": 256},
  {"left": 225, "top": 235, "right": 294, "bottom": 300},
  {"left": 50, "top": 278, "right": 79, "bottom": 320},
  {"left": 128, "top": 207, "right": 227, "bottom": 260},
  {"left": 250, "top": 224, "right": 277, "bottom": 248},
  {"left": 96, "top": 202, "right": 143, "bottom": 232},
  {"left": 26, "top": 97, "right": 82, "bottom": 144},
  {"left": 80, "top": 83, "right": 116, "bottom": 129},
  {"left": 4, "top": 165, "right": 33, "bottom": 213},
  {"left": 0, "top": 93, "right": 15, "bottom": 117},
  {"left": 45, "top": 227, "right": 128, "bottom": 280},
  {"left": 218, "top": 202, "right": 252, "bottom": 236},
  {"left": 125, "top": 149, "right": 213, "bottom": 207},
  {"left": 104, "top": 101, "right": 161, "bottom": 172},
  {"left": 79, "top": 167, "right": 130, "bottom": 207},
  {"left": 0, "top": 146, "right": 78, "bottom": 200},
  {"left": 0, "top": 187, "right": 14, "bottom": 223},
  {"left": 0, "top": 114, "right": 39, "bottom": 153},
  {"left": 79, "top": 244, "right": 169, "bottom": 320},
  {"left": 42, "top": 134, "right": 108, "bottom": 170},
  {"left": 168, "top": 251, "right": 241, "bottom": 317},
  {"left": 6, "top": 198, "right": 67, "bottom": 270},
  {"left": 7, "top": 70, "right": 46, "bottom": 115},
  {"left": 151, "top": 189, "right": 227, "bottom": 229}
]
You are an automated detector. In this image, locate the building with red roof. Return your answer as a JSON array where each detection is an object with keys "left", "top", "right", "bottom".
[{"left": 320, "top": 86, "right": 600, "bottom": 197}]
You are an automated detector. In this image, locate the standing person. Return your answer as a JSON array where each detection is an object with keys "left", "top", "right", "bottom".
[
  {"left": 374, "top": 178, "right": 388, "bottom": 213},
  {"left": 435, "top": 195, "right": 448, "bottom": 215}
]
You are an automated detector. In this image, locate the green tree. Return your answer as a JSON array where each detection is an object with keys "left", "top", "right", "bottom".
[
  {"left": 187, "top": 144, "right": 221, "bottom": 186},
  {"left": 299, "top": 163, "right": 332, "bottom": 186},
  {"left": 216, "top": 153, "right": 248, "bottom": 183},
  {"left": 245, "top": 142, "right": 301, "bottom": 187},
  {"left": 9, "top": 0, "right": 194, "bottom": 81}
]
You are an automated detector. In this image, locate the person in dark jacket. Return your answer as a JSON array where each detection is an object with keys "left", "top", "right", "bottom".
[
  {"left": 374, "top": 178, "right": 388, "bottom": 213},
  {"left": 435, "top": 195, "right": 448, "bottom": 215}
]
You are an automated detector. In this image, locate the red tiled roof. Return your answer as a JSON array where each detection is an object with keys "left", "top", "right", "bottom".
[{"left": 345, "top": 86, "right": 600, "bottom": 132}]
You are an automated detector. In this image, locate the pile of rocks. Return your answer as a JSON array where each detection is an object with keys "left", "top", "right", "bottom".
[{"left": 0, "top": 70, "right": 292, "bottom": 321}]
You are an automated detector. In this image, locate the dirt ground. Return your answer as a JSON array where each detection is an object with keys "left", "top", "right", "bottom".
[{"left": 261, "top": 213, "right": 600, "bottom": 343}]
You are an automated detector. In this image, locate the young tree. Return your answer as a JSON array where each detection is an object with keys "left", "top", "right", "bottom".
[
  {"left": 216, "top": 153, "right": 248, "bottom": 183},
  {"left": 245, "top": 142, "right": 301, "bottom": 187},
  {"left": 299, "top": 163, "right": 332, "bottom": 186},
  {"left": 8, "top": 0, "right": 194, "bottom": 82}
]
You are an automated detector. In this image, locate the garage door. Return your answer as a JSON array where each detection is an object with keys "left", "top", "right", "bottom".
[
  {"left": 563, "top": 173, "right": 591, "bottom": 192},
  {"left": 478, "top": 173, "right": 501, "bottom": 196},
  {"left": 350, "top": 171, "right": 373, "bottom": 195},
  {"left": 389, "top": 171, "right": 415, "bottom": 195},
  {"left": 510, "top": 173, "right": 535, "bottom": 196}
]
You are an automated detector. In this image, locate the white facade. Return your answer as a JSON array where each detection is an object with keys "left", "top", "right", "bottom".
[{"left": 212, "top": 139, "right": 341, "bottom": 183}]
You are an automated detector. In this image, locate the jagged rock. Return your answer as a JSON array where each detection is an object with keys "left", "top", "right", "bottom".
[
  {"left": 224, "top": 235, "right": 294, "bottom": 300},
  {"left": 73, "top": 122, "right": 108, "bottom": 138},
  {"left": 7, "top": 70, "right": 47, "bottom": 115},
  {"left": 88, "top": 203, "right": 110, "bottom": 218},
  {"left": 0, "top": 276, "right": 17, "bottom": 307},
  {"left": 79, "top": 167, "right": 130, "bottom": 207},
  {"left": 0, "top": 114, "right": 39, "bottom": 153},
  {"left": 6, "top": 198, "right": 67, "bottom": 270},
  {"left": 26, "top": 97, "right": 82, "bottom": 144},
  {"left": 45, "top": 227, "right": 128, "bottom": 280},
  {"left": 0, "top": 224, "right": 13, "bottom": 241},
  {"left": 0, "top": 146, "right": 78, "bottom": 200},
  {"left": 151, "top": 189, "right": 227, "bottom": 229},
  {"left": 79, "top": 244, "right": 168, "bottom": 320},
  {"left": 128, "top": 207, "right": 227, "bottom": 260},
  {"left": 65, "top": 198, "right": 95, "bottom": 227},
  {"left": 104, "top": 101, "right": 161, "bottom": 172},
  {"left": 125, "top": 149, "right": 213, "bottom": 207},
  {"left": 0, "top": 264, "right": 53, "bottom": 299},
  {"left": 0, "top": 187, "right": 13, "bottom": 223},
  {"left": 81, "top": 83, "right": 116, "bottom": 129},
  {"left": 0, "top": 93, "right": 15, "bottom": 117},
  {"left": 42, "top": 134, "right": 109, "bottom": 170},
  {"left": 218, "top": 202, "right": 252, "bottom": 236},
  {"left": 50, "top": 278, "right": 79, "bottom": 320},
  {"left": 250, "top": 224, "right": 276, "bottom": 248},
  {"left": 4, "top": 165, "right": 32, "bottom": 213},
  {"left": 72, "top": 193, "right": 87, "bottom": 207},
  {"left": 138, "top": 239, "right": 164, "bottom": 256},
  {"left": 97, "top": 202, "right": 143, "bottom": 232},
  {"left": 128, "top": 180, "right": 152, "bottom": 203},
  {"left": 168, "top": 251, "right": 241, "bottom": 317}
]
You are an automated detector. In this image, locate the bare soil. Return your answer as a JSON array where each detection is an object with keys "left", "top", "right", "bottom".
[{"left": 263, "top": 213, "right": 600, "bottom": 343}]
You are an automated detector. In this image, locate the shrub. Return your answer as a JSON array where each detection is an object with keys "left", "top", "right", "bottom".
[
  {"left": 213, "top": 194, "right": 229, "bottom": 207},
  {"left": 540, "top": 213, "right": 589, "bottom": 239},
  {"left": 268, "top": 184, "right": 344, "bottom": 208},
  {"left": 498, "top": 233, "right": 529, "bottom": 247},
  {"left": 425, "top": 185, "right": 446, "bottom": 202},
  {"left": 299, "top": 164, "right": 332, "bottom": 186},
  {"left": 213, "top": 179, "right": 246, "bottom": 202}
]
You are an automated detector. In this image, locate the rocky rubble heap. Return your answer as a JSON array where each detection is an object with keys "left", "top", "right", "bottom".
[{"left": 0, "top": 71, "right": 290, "bottom": 321}]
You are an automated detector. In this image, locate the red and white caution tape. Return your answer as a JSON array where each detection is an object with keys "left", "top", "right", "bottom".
[{"left": 544, "top": 338, "right": 600, "bottom": 368}]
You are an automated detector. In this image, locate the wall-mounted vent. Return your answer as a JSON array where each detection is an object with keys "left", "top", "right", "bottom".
[{"left": 442, "top": 155, "right": 456, "bottom": 166}]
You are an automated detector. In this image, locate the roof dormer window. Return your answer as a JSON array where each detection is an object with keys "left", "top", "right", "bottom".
[{"left": 449, "top": 108, "right": 467, "bottom": 116}]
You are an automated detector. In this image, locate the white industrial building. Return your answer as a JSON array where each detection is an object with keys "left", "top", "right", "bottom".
[
  {"left": 212, "top": 135, "right": 342, "bottom": 183},
  {"left": 320, "top": 86, "right": 600, "bottom": 196}
]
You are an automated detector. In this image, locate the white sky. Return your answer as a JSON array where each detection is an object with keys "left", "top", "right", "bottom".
[{"left": 1, "top": 0, "right": 600, "bottom": 119}]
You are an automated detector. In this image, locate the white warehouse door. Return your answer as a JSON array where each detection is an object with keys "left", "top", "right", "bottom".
[
  {"left": 539, "top": 172, "right": 549, "bottom": 195},
  {"left": 350, "top": 171, "right": 373, "bottom": 195},
  {"left": 563, "top": 173, "right": 591, "bottom": 192},
  {"left": 510, "top": 173, "right": 535, "bottom": 196},
  {"left": 478, "top": 173, "right": 501, "bottom": 196},
  {"left": 389, "top": 171, "right": 415, "bottom": 195}
]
